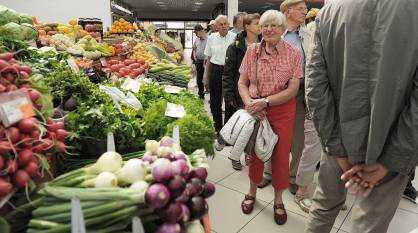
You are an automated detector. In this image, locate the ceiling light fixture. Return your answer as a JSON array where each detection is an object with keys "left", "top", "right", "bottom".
[
  {"left": 111, "top": 2, "right": 133, "bottom": 15},
  {"left": 194, "top": 2, "right": 204, "bottom": 5}
]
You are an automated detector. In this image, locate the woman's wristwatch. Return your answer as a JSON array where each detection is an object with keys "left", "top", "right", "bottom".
[{"left": 263, "top": 97, "right": 270, "bottom": 107}]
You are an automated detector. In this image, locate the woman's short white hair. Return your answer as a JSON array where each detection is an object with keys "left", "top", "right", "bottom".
[{"left": 260, "top": 10, "right": 287, "bottom": 29}]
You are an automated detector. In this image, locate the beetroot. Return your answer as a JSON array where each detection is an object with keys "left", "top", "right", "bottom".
[
  {"left": 17, "top": 149, "right": 33, "bottom": 167},
  {"left": 6, "top": 127, "right": 20, "bottom": 143},
  {"left": 13, "top": 170, "right": 30, "bottom": 188}
]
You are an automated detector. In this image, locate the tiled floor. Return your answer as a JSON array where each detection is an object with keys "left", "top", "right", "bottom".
[
  {"left": 186, "top": 59, "right": 418, "bottom": 233},
  {"left": 206, "top": 147, "right": 418, "bottom": 233}
]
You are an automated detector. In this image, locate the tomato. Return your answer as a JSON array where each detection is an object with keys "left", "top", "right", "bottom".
[
  {"left": 123, "top": 59, "right": 135, "bottom": 65},
  {"left": 128, "top": 63, "right": 141, "bottom": 69}
]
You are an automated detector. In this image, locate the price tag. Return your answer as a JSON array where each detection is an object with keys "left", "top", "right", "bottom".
[
  {"left": 164, "top": 85, "right": 183, "bottom": 94},
  {"left": 121, "top": 78, "right": 141, "bottom": 93},
  {"left": 71, "top": 197, "right": 86, "bottom": 233},
  {"left": 67, "top": 57, "right": 79, "bottom": 72},
  {"left": 132, "top": 216, "right": 145, "bottom": 233},
  {"left": 107, "top": 132, "right": 116, "bottom": 152},
  {"left": 172, "top": 125, "right": 180, "bottom": 145},
  {"left": 100, "top": 57, "right": 107, "bottom": 67},
  {"left": 0, "top": 90, "right": 35, "bottom": 127},
  {"left": 165, "top": 103, "right": 185, "bottom": 118}
]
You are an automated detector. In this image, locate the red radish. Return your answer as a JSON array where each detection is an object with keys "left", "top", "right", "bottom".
[
  {"left": 0, "top": 130, "right": 4, "bottom": 138},
  {"left": 0, "top": 179, "right": 13, "bottom": 197},
  {"left": 20, "top": 134, "right": 33, "bottom": 147},
  {"left": 123, "top": 59, "right": 135, "bottom": 65},
  {"left": 0, "top": 84, "right": 6, "bottom": 92},
  {"left": 6, "top": 73, "right": 14, "bottom": 82},
  {"left": 47, "top": 121, "right": 64, "bottom": 132},
  {"left": 32, "top": 142, "right": 43, "bottom": 154},
  {"left": 56, "top": 129, "right": 69, "bottom": 141},
  {"left": 13, "top": 170, "right": 30, "bottom": 188},
  {"left": 18, "top": 117, "right": 39, "bottom": 133},
  {"left": 6, "top": 127, "right": 20, "bottom": 143},
  {"left": 19, "top": 71, "right": 30, "bottom": 79},
  {"left": 17, "top": 149, "right": 33, "bottom": 167},
  {"left": 40, "top": 139, "right": 54, "bottom": 151},
  {"left": 18, "top": 66, "right": 32, "bottom": 75},
  {"left": 0, "top": 52, "right": 14, "bottom": 61},
  {"left": 30, "top": 130, "right": 41, "bottom": 140},
  {"left": 128, "top": 63, "right": 141, "bottom": 69},
  {"left": 19, "top": 83, "right": 32, "bottom": 88},
  {"left": 0, "top": 141, "right": 12, "bottom": 154},
  {"left": 28, "top": 89, "right": 41, "bottom": 103},
  {"left": 6, "top": 84, "right": 18, "bottom": 92},
  {"left": 29, "top": 154, "right": 37, "bottom": 164},
  {"left": 8, "top": 59, "right": 16, "bottom": 64},
  {"left": 56, "top": 141, "right": 67, "bottom": 153},
  {"left": 6, "top": 160, "right": 17, "bottom": 173},
  {"left": 0, "top": 60, "right": 10, "bottom": 70},
  {"left": 0, "top": 156, "right": 4, "bottom": 170},
  {"left": 24, "top": 162, "right": 38, "bottom": 177}
]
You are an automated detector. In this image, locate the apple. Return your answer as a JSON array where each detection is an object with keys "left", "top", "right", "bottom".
[{"left": 85, "top": 24, "right": 94, "bottom": 32}]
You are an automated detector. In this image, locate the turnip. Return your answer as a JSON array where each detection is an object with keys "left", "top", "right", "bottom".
[
  {"left": 142, "top": 152, "right": 156, "bottom": 164},
  {"left": 155, "top": 223, "right": 182, "bottom": 233},
  {"left": 152, "top": 158, "right": 172, "bottom": 182},
  {"left": 118, "top": 158, "right": 147, "bottom": 184},
  {"left": 17, "top": 149, "right": 33, "bottom": 167},
  {"left": 161, "top": 203, "right": 183, "bottom": 223},
  {"left": 94, "top": 172, "right": 118, "bottom": 188},
  {"left": 201, "top": 182, "right": 216, "bottom": 198},
  {"left": 171, "top": 159, "right": 189, "bottom": 177},
  {"left": 180, "top": 204, "right": 191, "bottom": 223},
  {"left": 168, "top": 175, "right": 186, "bottom": 198},
  {"left": 189, "top": 167, "right": 208, "bottom": 181},
  {"left": 145, "top": 140, "right": 159, "bottom": 154},
  {"left": 24, "top": 161, "right": 39, "bottom": 177},
  {"left": 145, "top": 183, "right": 170, "bottom": 209},
  {"left": 13, "top": 170, "right": 30, "bottom": 188},
  {"left": 0, "top": 179, "right": 13, "bottom": 197},
  {"left": 93, "top": 151, "right": 123, "bottom": 173},
  {"left": 187, "top": 196, "right": 207, "bottom": 220},
  {"left": 6, "top": 127, "right": 20, "bottom": 143},
  {"left": 160, "top": 136, "right": 174, "bottom": 147}
]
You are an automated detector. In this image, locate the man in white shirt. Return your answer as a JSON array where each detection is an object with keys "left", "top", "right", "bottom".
[{"left": 204, "top": 15, "right": 236, "bottom": 134}]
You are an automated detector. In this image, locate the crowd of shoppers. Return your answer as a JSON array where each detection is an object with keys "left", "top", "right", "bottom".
[{"left": 191, "top": 0, "right": 417, "bottom": 230}]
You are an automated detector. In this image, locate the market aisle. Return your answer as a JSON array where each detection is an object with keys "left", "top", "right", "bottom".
[
  {"left": 205, "top": 147, "right": 418, "bottom": 233},
  {"left": 197, "top": 95, "right": 418, "bottom": 232}
]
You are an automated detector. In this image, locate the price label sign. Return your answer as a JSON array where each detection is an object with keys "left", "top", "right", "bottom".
[
  {"left": 165, "top": 103, "right": 185, "bottom": 118},
  {"left": 0, "top": 90, "right": 35, "bottom": 127},
  {"left": 100, "top": 57, "right": 107, "bottom": 67},
  {"left": 164, "top": 85, "right": 183, "bottom": 94}
]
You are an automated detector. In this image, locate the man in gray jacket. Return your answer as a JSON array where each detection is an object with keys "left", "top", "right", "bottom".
[{"left": 305, "top": 0, "right": 418, "bottom": 233}]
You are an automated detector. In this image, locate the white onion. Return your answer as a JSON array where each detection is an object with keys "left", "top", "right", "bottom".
[
  {"left": 145, "top": 140, "right": 160, "bottom": 154},
  {"left": 95, "top": 151, "right": 123, "bottom": 173},
  {"left": 130, "top": 180, "right": 149, "bottom": 193},
  {"left": 94, "top": 172, "right": 118, "bottom": 188},
  {"left": 119, "top": 159, "right": 147, "bottom": 184}
]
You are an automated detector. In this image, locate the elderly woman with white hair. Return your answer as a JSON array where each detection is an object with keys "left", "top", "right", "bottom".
[{"left": 238, "top": 9, "right": 302, "bottom": 225}]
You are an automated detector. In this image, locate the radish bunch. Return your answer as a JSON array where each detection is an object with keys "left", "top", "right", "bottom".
[{"left": 0, "top": 51, "right": 70, "bottom": 198}]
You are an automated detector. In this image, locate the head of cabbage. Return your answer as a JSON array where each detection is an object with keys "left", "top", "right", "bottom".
[
  {"left": 0, "top": 22, "right": 38, "bottom": 41},
  {"left": 19, "top": 13, "right": 33, "bottom": 25},
  {"left": 0, "top": 5, "right": 20, "bottom": 26}
]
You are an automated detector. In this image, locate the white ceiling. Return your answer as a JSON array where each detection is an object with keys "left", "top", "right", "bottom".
[{"left": 120, "top": 0, "right": 324, "bottom": 20}]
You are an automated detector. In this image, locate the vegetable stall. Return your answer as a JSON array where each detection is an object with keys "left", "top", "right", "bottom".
[{"left": 0, "top": 5, "right": 216, "bottom": 233}]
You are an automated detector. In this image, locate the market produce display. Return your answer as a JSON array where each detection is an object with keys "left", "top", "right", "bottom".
[
  {"left": 0, "top": 6, "right": 38, "bottom": 41},
  {"left": 17, "top": 136, "right": 214, "bottom": 233},
  {"left": 109, "top": 18, "right": 134, "bottom": 34},
  {"left": 0, "top": 5, "right": 216, "bottom": 233},
  {"left": 0, "top": 50, "right": 69, "bottom": 199}
]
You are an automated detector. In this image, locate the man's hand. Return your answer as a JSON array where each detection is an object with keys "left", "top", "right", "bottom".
[
  {"left": 360, "top": 163, "right": 388, "bottom": 185},
  {"left": 336, "top": 157, "right": 353, "bottom": 172}
]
